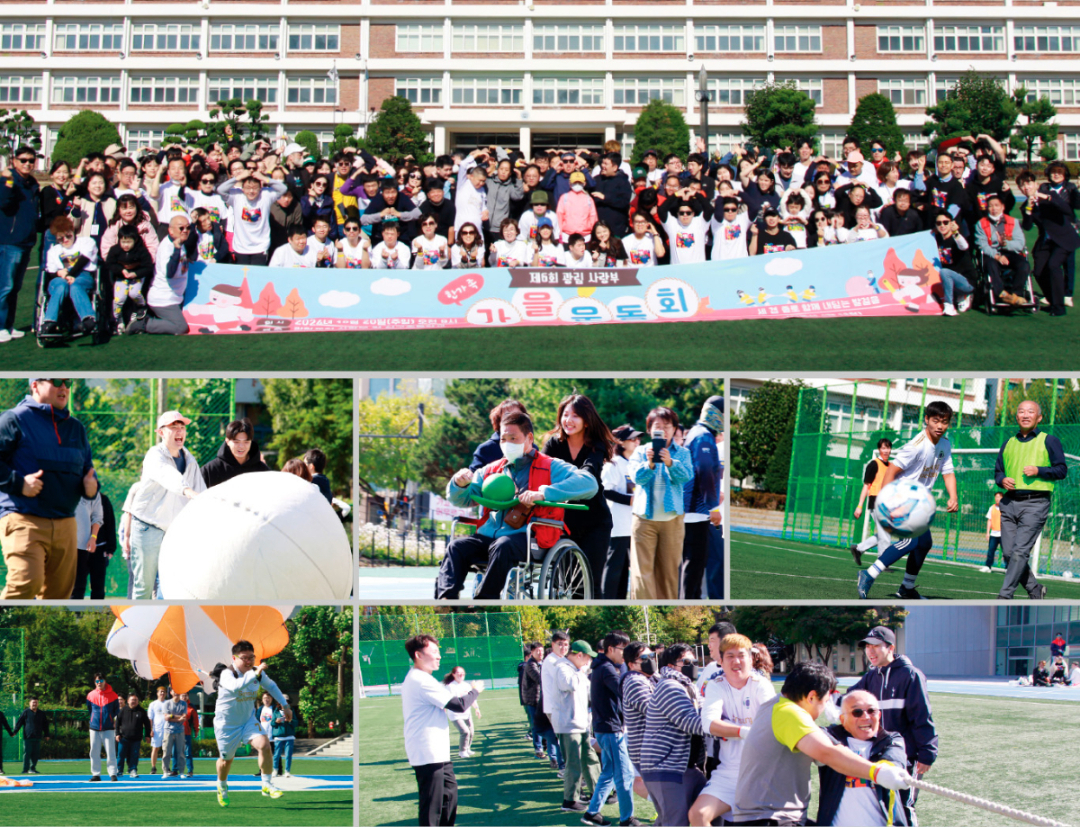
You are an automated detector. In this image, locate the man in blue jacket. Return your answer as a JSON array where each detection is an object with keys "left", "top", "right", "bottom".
[
  {"left": 681, "top": 396, "right": 724, "bottom": 599},
  {"left": 816, "top": 690, "right": 908, "bottom": 826},
  {"left": 848, "top": 626, "right": 937, "bottom": 825},
  {"left": 0, "top": 146, "right": 41, "bottom": 342},
  {"left": 0, "top": 379, "right": 98, "bottom": 599}
]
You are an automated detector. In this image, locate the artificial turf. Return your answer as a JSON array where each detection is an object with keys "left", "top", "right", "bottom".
[
  {"left": 359, "top": 686, "right": 1080, "bottom": 827},
  {"left": 0, "top": 758, "right": 353, "bottom": 826},
  {"left": 730, "top": 530, "right": 1080, "bottom": 600},
  {"left": 6, "top": 213, "right": 1077, "bottom": 372}
]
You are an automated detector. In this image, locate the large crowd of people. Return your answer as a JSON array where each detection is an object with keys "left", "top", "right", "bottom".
[
  {"left": 1, "top": 132, "right": 1073, "bottom": 339},
  {"left": 401, "top": 622, "right": 938, "bottom": 826},
  {"left": 0, "top": 379, "right": 339, "bottom": 600},
  {"left": 434, "top": 392, "right": 724, "bottom": 601}
]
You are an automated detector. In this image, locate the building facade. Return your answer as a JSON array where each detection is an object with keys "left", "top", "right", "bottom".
[{"left": 6, "top": 0, "right": 1080, "bottom": 158}]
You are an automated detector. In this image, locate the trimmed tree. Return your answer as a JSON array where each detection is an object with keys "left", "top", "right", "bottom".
[
  {"left": 51, "top": 109, "right": 121, "bottom": 167},
  {"left": 630, "top": 99, "right": 691, "bottom": 165},
  {"left": 205, "top": 98, "right": 271, "bottom": 148},
  {"left": 294, "top": 130, "right": 321, "bottom": 159},
  {"left": 0, "top": 109, "right": 41, "bottom": 161},
  {"left": 923, "top": 70, "right": 1018, "bottom": 148},
  {"left": 848, "top": 93, "right": 906, "bottom": 159},
  {"left": 328, "top": 123, "right": 359, "bottom": 155},
  {"left": 364, "top": 96, "right": 431, "bottom": 162},
  {"left": 742, "top": 81, "right": 818, "bottom": 152},
  {"left": 1010, "top": 87, "right": 1059, "bottom": 164}
]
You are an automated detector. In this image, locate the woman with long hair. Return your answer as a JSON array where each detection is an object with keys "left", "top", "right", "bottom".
[
  {"left": 600, "top": 424, "right": 641, "bottom": 599},
  {"left": 451, "top": 222, "right": 485, "bottom": 268},
  {"left": 541, "top": 393, "right": 616, "bottom": 592},
  {"left": 100, "top": 194, "right": 159, "bottom": 260},
  {"left": 39, "top": 160, "right": 77, "bottom": 266},
  {"left": 441, "top": 665, "right": 481, "bottom": 758}
]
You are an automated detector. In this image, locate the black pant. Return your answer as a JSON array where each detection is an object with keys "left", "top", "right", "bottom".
[
  {"left": 72, "top": 548, "right": 109, "bottom": 599},
  {"left": 985, "top": 535, "right": 1002, "bottom": 568},
  {"left": 117, "top": 738, "right": 140, "bottom": 773},
  {"left": 1033, "top": 242, "right": 1070, "bottom": 315},
  {"left": 983, "top": 251, "right": 1031, "bottom": 296},
  {"left": 413, "top": 761, "right": 458, "bottom": 826},
  {"left": 568, "top": 519, "right": 612, "bottom": 597},
  {"left": 234, "top": 252, "right": 269, "bottom": 266},
  {"left": 22, "top": 738, "right": 41, "bottom": 772},
  {"left": 435, "top": 533, "right": 528, "bottom": 599},
  {"left": 600, "top": 535, "right": 631, "bottom": 600},
  {"left": 680, "top": 520, "right": 710, "bottom": 599}
]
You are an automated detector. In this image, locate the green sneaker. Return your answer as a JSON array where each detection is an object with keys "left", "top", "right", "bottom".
[
  {"left": 261, "top": 784, "right": 284, "bottom": 799},
  {"left": 217, "top": 787, "right": 230, "bottom": 808}
]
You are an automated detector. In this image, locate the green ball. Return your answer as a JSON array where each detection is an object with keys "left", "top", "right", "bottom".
[{"left": 482, "top": 473, "right": 516, "bottom": 502}]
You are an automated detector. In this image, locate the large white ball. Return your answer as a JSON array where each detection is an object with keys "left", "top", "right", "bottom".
[
  {"left": 158, "top": 472, "right": 352, "bottom": 600},
  {"left": 874, "top": 480, "right": 937, "bottom": 539}
]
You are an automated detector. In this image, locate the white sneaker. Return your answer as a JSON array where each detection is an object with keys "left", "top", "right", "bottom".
[
  {"left": 283, "top": 772, "right": 292, "bottom": 778},
  {"left": 1067, "top": 296, "right": 1075, "bottom": 307},
  {"left": 162, "top": 773, "right": 170, "bottom": 780},
  {"left": 942, "top": 303, "right": 958, "bottom": 317},
  {"left": 957, "top": 295, "right": 972, "bottom": 313},
  {"left": 0, "top": 331, "right": 11, "bottom": 343},
  {"left": 129, "top": 770, "right": 137, "bottom": 778},
  {"left": 1041, "top": 296, "right": 1051, "bottom": 306},
  {"left": 458, "top": 751, "right": 469, "bottom": 758},
  {"left": 979, "top": 566, "right": 992, "bottom": 573},
  {"left": 8, "top": 329, "right": 24, "bottom": 339}
]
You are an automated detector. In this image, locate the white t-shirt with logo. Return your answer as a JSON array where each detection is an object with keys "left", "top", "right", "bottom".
[
  {"left": 46, "top": 238, "right": 99, "bottom": 274},
  {"left": 269, "top": 243, "right": 319, "bottom": 268},
  {"left": 518, "top": 211, "right": 560, "bottom": 244},
  {"left": 156, "top": 182, "right": 195, "bottom": 220},
  {"left": 190, "top": 191, "right": 229, "bottom": 228},
  {"left": 338, "top": 238, "right": 368, "bottom": 269},
  {"left": 663, "top": 214, "right": 708, "bottom": 265},
  {"left": 709, "top": 214, "right": 751, "bottom": 261},
  {"left": 893, "top": 431, "right": 954, "bottom": 490},
  {"left": 402, "top": 667, "right": 454, "bottom": 766},
  {"left": 489, "top": 239, "right": 531, "bottom": 268},
  {"left": 411, "top": 234, "right": 449, "bottom": 270},
  {"left": 533, "top": 242, "right": 565, "bottom": 268},
  {"left": 833, "top": 737, "right": 887, "bottom": 827},
  {"left": 226, "top": 187, "right": 279, "bottom": 255},
  {"left": 622, "top": 233, "right": 658, "bottom": 267},
  {"left": 372, "top": 241, "right": 411, "bottom": 269}
]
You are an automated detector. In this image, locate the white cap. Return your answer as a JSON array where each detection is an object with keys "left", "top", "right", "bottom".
[
  {"left": 156, "top": 410, "right": 192, "bottom": 429},
  {"left": 282, "top": 142, "right": 305, "bottom": 157}
]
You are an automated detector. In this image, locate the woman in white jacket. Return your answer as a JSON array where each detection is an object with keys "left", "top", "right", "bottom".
[{"left": 127, "top": 410, "right": 206, "bottom": 599}]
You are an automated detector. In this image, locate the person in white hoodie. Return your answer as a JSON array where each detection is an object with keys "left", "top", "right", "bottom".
[
  {"left": 552, "top": 640, "right": 600, "bottom": 814},
  {"left": 127, "top": 410, "right": 207, "bottom": 599}
]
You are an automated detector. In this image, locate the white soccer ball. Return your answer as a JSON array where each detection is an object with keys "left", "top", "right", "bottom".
[
  {"left": 158, "top": 472, "right": 352, "bottom": 600},
  {"left": 1065, "top": 571, "right": 1075, "bottom": 579},
  {"left": 874, "top": 480, "right": 936, "bottom": 539}
]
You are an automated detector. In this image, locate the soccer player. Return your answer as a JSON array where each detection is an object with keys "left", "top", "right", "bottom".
[
  {"left": 850, "top": 439, "right": 894, "bottom": 566},
  {"left": 211, "top": 640, "right": 292, "bottom": 807},
  {"left": 857, "top": 401, "right": 958, "bottom": 600}
]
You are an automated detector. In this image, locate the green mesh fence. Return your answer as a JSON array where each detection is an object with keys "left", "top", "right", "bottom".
[
  {"left": 0, "top": 379, "right": 237, "bottom": 597},
  {"left": 358, "top": 613, "right": 523, "bottom": 695},
  {"left": 781, "top": 379, "right": 1080, "bottom": 577},
  {"left": 0, "top": 628, "right": 25, "bottom": 767}
]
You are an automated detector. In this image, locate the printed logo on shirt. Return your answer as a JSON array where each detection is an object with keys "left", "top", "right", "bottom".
[
  {"left": 931, "top": 190, "right": 947, "bottom": 210},
  {"left": 763, "top": 243, "right": 786, "bottom": 254},
  {"left": 977, "top": 192, "right": 989, "bottom": 212},
  {"left": 420, "top": 249, "right": 439, "bottom": 265},
  {"left": 788, "top": 222, "right": 805, "bottom": 234},
  {"left": 59, "top": 251, "right": 80, "bottom": 269},
  {"left": 242, "top": 207, "right": 262, "bottom": 223},
  {"left": 528, "top": 226, "right": 538, "bottom": 240},
  {"left": 497, "top": 257, "right": 518, "bottom": 267},
  {"left": 207, "top": 206, "right": 222, "bottom": 222},
  {"left": 724, "top": 225, "right": 742, "bottom": 240},
  {"left": 629, "top": 248, "right": 651, "bottom": 265},
  {"left": 345, "top": 256, "right": 364, "bottom": 269},
  {"left": 939, "top": 247, "right": 953, "bottom": 265},
  {"left": 845, "top": 777, "right": 872, "bottom": 790},
  {"left": 676, "top": 232, "right": 695, "bottom": 249},
  {"left": 198, "top": 238, "right": 216, "bottom": 261},
  {"left": 169, "top": 196, "right": 186, "bottom": 213},
  {"left": 539, "top": 255, "right": 559, "bottom": 267}
]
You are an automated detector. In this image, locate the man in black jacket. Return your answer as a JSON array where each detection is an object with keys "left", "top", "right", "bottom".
[
  {"left": 0, "top": 146, "right": 41, "bottom": 342},
  {"left": 585, "top": 630, "right": 638, "bottom": 827},
  {"left": 1019, "top": 170, "right": 1080, "bottom": 316},
  {"left": 878, "top": 190, "right": 923, "bottom": 238},
  {"left": 200, "top": 418, "right": 270, "bottom": 488},
  {"left": 591, "top": 153, "right": 634, "bottom": 238},
  {"left": 520, "top": 643, "right": 543, "bottom": 757},
  {"left": 115, "top": 693, "right": 152, "bottom": 778},
  {"left": 11, "top": 697, "right": 49, "bottom": 774},
  {"left": 0, "top": 706, "right": 11, "bottom": 774},
  {"left": 816, "top": 690, "right": 908, "bottom": 826}
]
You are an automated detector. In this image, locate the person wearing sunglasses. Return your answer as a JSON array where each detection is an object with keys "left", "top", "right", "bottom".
[
  {"left": 411, "top": 215, "right": 449, "bottom": 270},
  {"left": 0, "top": 146, "right": 41, "bottom": 342},
  {"left": 335, "top": 221, "right": 370, "bottom": 269},
  {"left": 846, "top": 626, "right": 936, "bottom": 825},
  {"left": 190, "top": 171, "right": 229, "bottom": 235},
  {"left": 815, "top": 689, "right": 909, "bottom": 827},
  {"left": 0, "top": 378, "right": 98, "bottom": 599},
  {"left": 87, "top": 673, "right": 121, "bottom": 783},
  {"left": 662, "top": 198, "right": 709, "bottom": 266},
  {"left": 41, "top": 215, "right": 99, "bottom": 336},
  {"left": 931, "top": 213, "right": 976, "bottom": 316},
  {"left": 452, "top": 221, "right": 486, "bottom": 269}
]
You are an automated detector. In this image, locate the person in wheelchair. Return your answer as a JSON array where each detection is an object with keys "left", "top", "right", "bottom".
[
  {"left": 975, "top": 193, "right": 1030, "bottom": 307},
  {"left": 41, "top": 215, "right": 98, "bottom": 336},
  {"left": 435, "top": 410, "right": 598, "bottom": 600}
]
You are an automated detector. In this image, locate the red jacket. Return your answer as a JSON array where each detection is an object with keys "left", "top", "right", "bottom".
[{"left": 480, "top": 454, "right": 566, "bottom": 549}]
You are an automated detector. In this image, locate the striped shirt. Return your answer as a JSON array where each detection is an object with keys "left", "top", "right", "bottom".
[
  {"left": 620, "top": 671, "right": 655, "bottom": 768},
  {"left": 640, "top": 668, "right": 705, "bottom": 781}
]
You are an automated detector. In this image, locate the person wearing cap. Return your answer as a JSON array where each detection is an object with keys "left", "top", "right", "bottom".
[
  {"left": 846, "top": 627, "right": 936, "bottom": 825},
  {"left": 734, "top": 660, "right": 912, "bottom": 826},
  {"left": 552, "top": 639, "right": 600, "bottom": 815},
  {"left": 748, "top": 208, "right": 797, "bottom": 255},
  {"left": 363, "top": 178, "right": 420, "bottom": 247},
  {"left": 127, "top": 410, "right": 207, "bottom": 599},
  {"left": 0, "top": 145, "right": 42, "bottom": 342},
  {"left": 529, "top": 217, "right": 564, "bottom": 267},
  {"left": 518, "top": 190, "right": 561, "bottom": 244},
  {"left": 836, "top": 150, "right": 879, "bottom": 190},
  {"left": 554, "top": 171, "right": 597, "bottom": 244},
  {"left": 681, "top": 396, "right": 724, "bottom": 600},
  {"left": 280, "top": 142, "right": 311, "bottom": 193},
  {"left": 601, "top": 425, "right": 640, "bottom": 599},
  {"left": 994, "top": 400, "right": 1067, "bottom": 600},
  {"left": 662, "top": 196, "right": 709, "bottom": 266},
  {"left": 0, "top": 379, "right": 97, "bottom": 599},
  {"left": 541, "top": 152, "right": 596, "bottom": 210},
  {"left": 815, "top": 689, "right": 909, "bottom": 827}
]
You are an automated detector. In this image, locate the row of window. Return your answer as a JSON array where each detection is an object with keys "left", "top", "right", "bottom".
[
  {"left": 0, "top": 74, "right": 337, "bottom": 105},
  {"left": 0, "top": 22, "right": 339, "bottom": 53}
]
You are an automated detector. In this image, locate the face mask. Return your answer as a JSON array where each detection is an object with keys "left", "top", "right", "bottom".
[
  {"left": 571, "top": 184, "right": 584, "bottom": 193},
  {"left": 501, "top": 441, "right": 525, "bottom": 463},
  {"left": 639, "top": 657, "right": 656, "bottom": 676},
  {"left": 681, "top": 661, "right": 700, "bottom": 681}
]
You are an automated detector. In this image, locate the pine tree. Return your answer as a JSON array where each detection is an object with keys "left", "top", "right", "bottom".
[
  {"left": 51, "top": 110, "right": 121, "bottom": 167},
  {"left": 742, "top": 81, "right": 818, "bottom": 151},
  {"left": 631, "top": 99, "right": 691, "bottom": 164},
  {"left": 848, "top": 93, "right": 906, "bottom": 159},
  {"left": 364, "top": 97, "right": 431, "bottom": 162},
  {"left": 923, "top": 70, "right": 1018, "bottom": 147}
]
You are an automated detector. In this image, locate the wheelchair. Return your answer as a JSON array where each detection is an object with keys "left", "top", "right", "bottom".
[
  {"left": 449, "top": 510, "right": 595, "bottom": 600},
  {"left": 34, "top": 267, "right": 107, "bottom": 347},
  {"left": 976, "top": 251, "right": 1038, "bottom": 316}
]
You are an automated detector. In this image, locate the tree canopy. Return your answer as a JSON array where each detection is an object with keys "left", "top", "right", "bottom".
[
  {"left": 630, "top": 99, "right": 691, "bottom": 165},
  {"left": 364, "top": 97, "right": 431, "bottom": 163},
  {"left": 51, "top": 110, "right": 121, "bottom": 167},
  {"left": 847, "top": 94, "right": 906, "bottom": 160},
  {"left": 262, "top": 378, "right": 353, "bottom": 496},
  {"left": 923, "top": 71, "right": 1018, "bottom": 147},
  {"left": 743, "top": 82, "right": 818, "bottom": 151}
]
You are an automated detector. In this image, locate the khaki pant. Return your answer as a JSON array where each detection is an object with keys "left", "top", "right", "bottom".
[
  {"left": 0, "top": 513, "right": 78, "bottom": 600},
  {"left": 630, "top": 513, "right": 685, "bottom": 599}
]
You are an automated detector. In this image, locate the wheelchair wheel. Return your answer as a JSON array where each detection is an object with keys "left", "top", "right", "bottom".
[{"left": 538, "top": 540, "right": 593, "bottom": 600}]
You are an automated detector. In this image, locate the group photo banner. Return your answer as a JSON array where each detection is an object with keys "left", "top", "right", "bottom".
[{"left": 179, "top": 231, "right": 946, "bottom": 335}]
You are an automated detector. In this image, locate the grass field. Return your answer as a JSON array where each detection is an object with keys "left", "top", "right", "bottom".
[
  {"left": 730, "top": 531, "right": 1080, "bottom": 600},
  {"left": 359, "top": 686, "right": 1080, "bottom": 827},
  {"left": 0, "top": 757, "right": 352, "bottom": 826},
  {"left": 5, "top": 212, "right": 1079, "bottom": 372}
]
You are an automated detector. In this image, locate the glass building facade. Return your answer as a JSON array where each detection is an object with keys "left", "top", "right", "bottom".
[{"left": 996, "top": 605, "right": 1080, "bottom": 676}]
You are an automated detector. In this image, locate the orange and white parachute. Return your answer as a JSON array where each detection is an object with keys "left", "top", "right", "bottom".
[{"left": 105, "top": 605, "right": 293, "bottom": 694}]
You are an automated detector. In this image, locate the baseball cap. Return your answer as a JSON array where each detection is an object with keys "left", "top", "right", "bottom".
[
  {"left": 282, "top": 142, "right": 305, "bottom": 157},
  {"left": 643, "top": 149, "right": 659, "bottom": 159},
  {"left": 570, "top": 640, "right": 598, "bottom": 657},
  {"left": 846, "top": 150, "right": 865, "bottom": 165},
  {"left": 761, "top": 206, "right": 780, "bottom": 218},
  {"left": 860, "top": 626, "right": 896, "bottom": 647},
  {"left": 612, "top": 424, "right": 644, "bottom": 441},
  {"left": 530, "top": 190, "right": 549, "bottom": 205},
  {"left": 156, "top": 411, "right": 192, "bottom": 429},
  {"left": 103, "top": 143, "right": 127, "bottom": 159},
  {"left": 633, "top": 166, "right": 648, "bottom": 179},
  {"left": 560, "top": 151, "right": 577, "bottom": 161},
  {"left": 535, "top": 216, "right": 553, "bottom": 230},
  {"left": 569, "top": 171, "right": 587, "bottom": 185}
]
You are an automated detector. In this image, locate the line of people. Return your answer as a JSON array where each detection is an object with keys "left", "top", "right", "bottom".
[{"left": 434, "top": 393, "right": 724, "bottom": 601}]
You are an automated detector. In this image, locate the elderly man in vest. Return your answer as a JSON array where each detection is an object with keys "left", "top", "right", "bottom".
[
  {"left": 0, "top": 378, "right": 98, "bottom": 599},
  {"left": 435, "top": 410, "right": 597, "bottom": 600},
  {"left": 995, "top": 400, "right": 1068, "bottom": 600}
]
